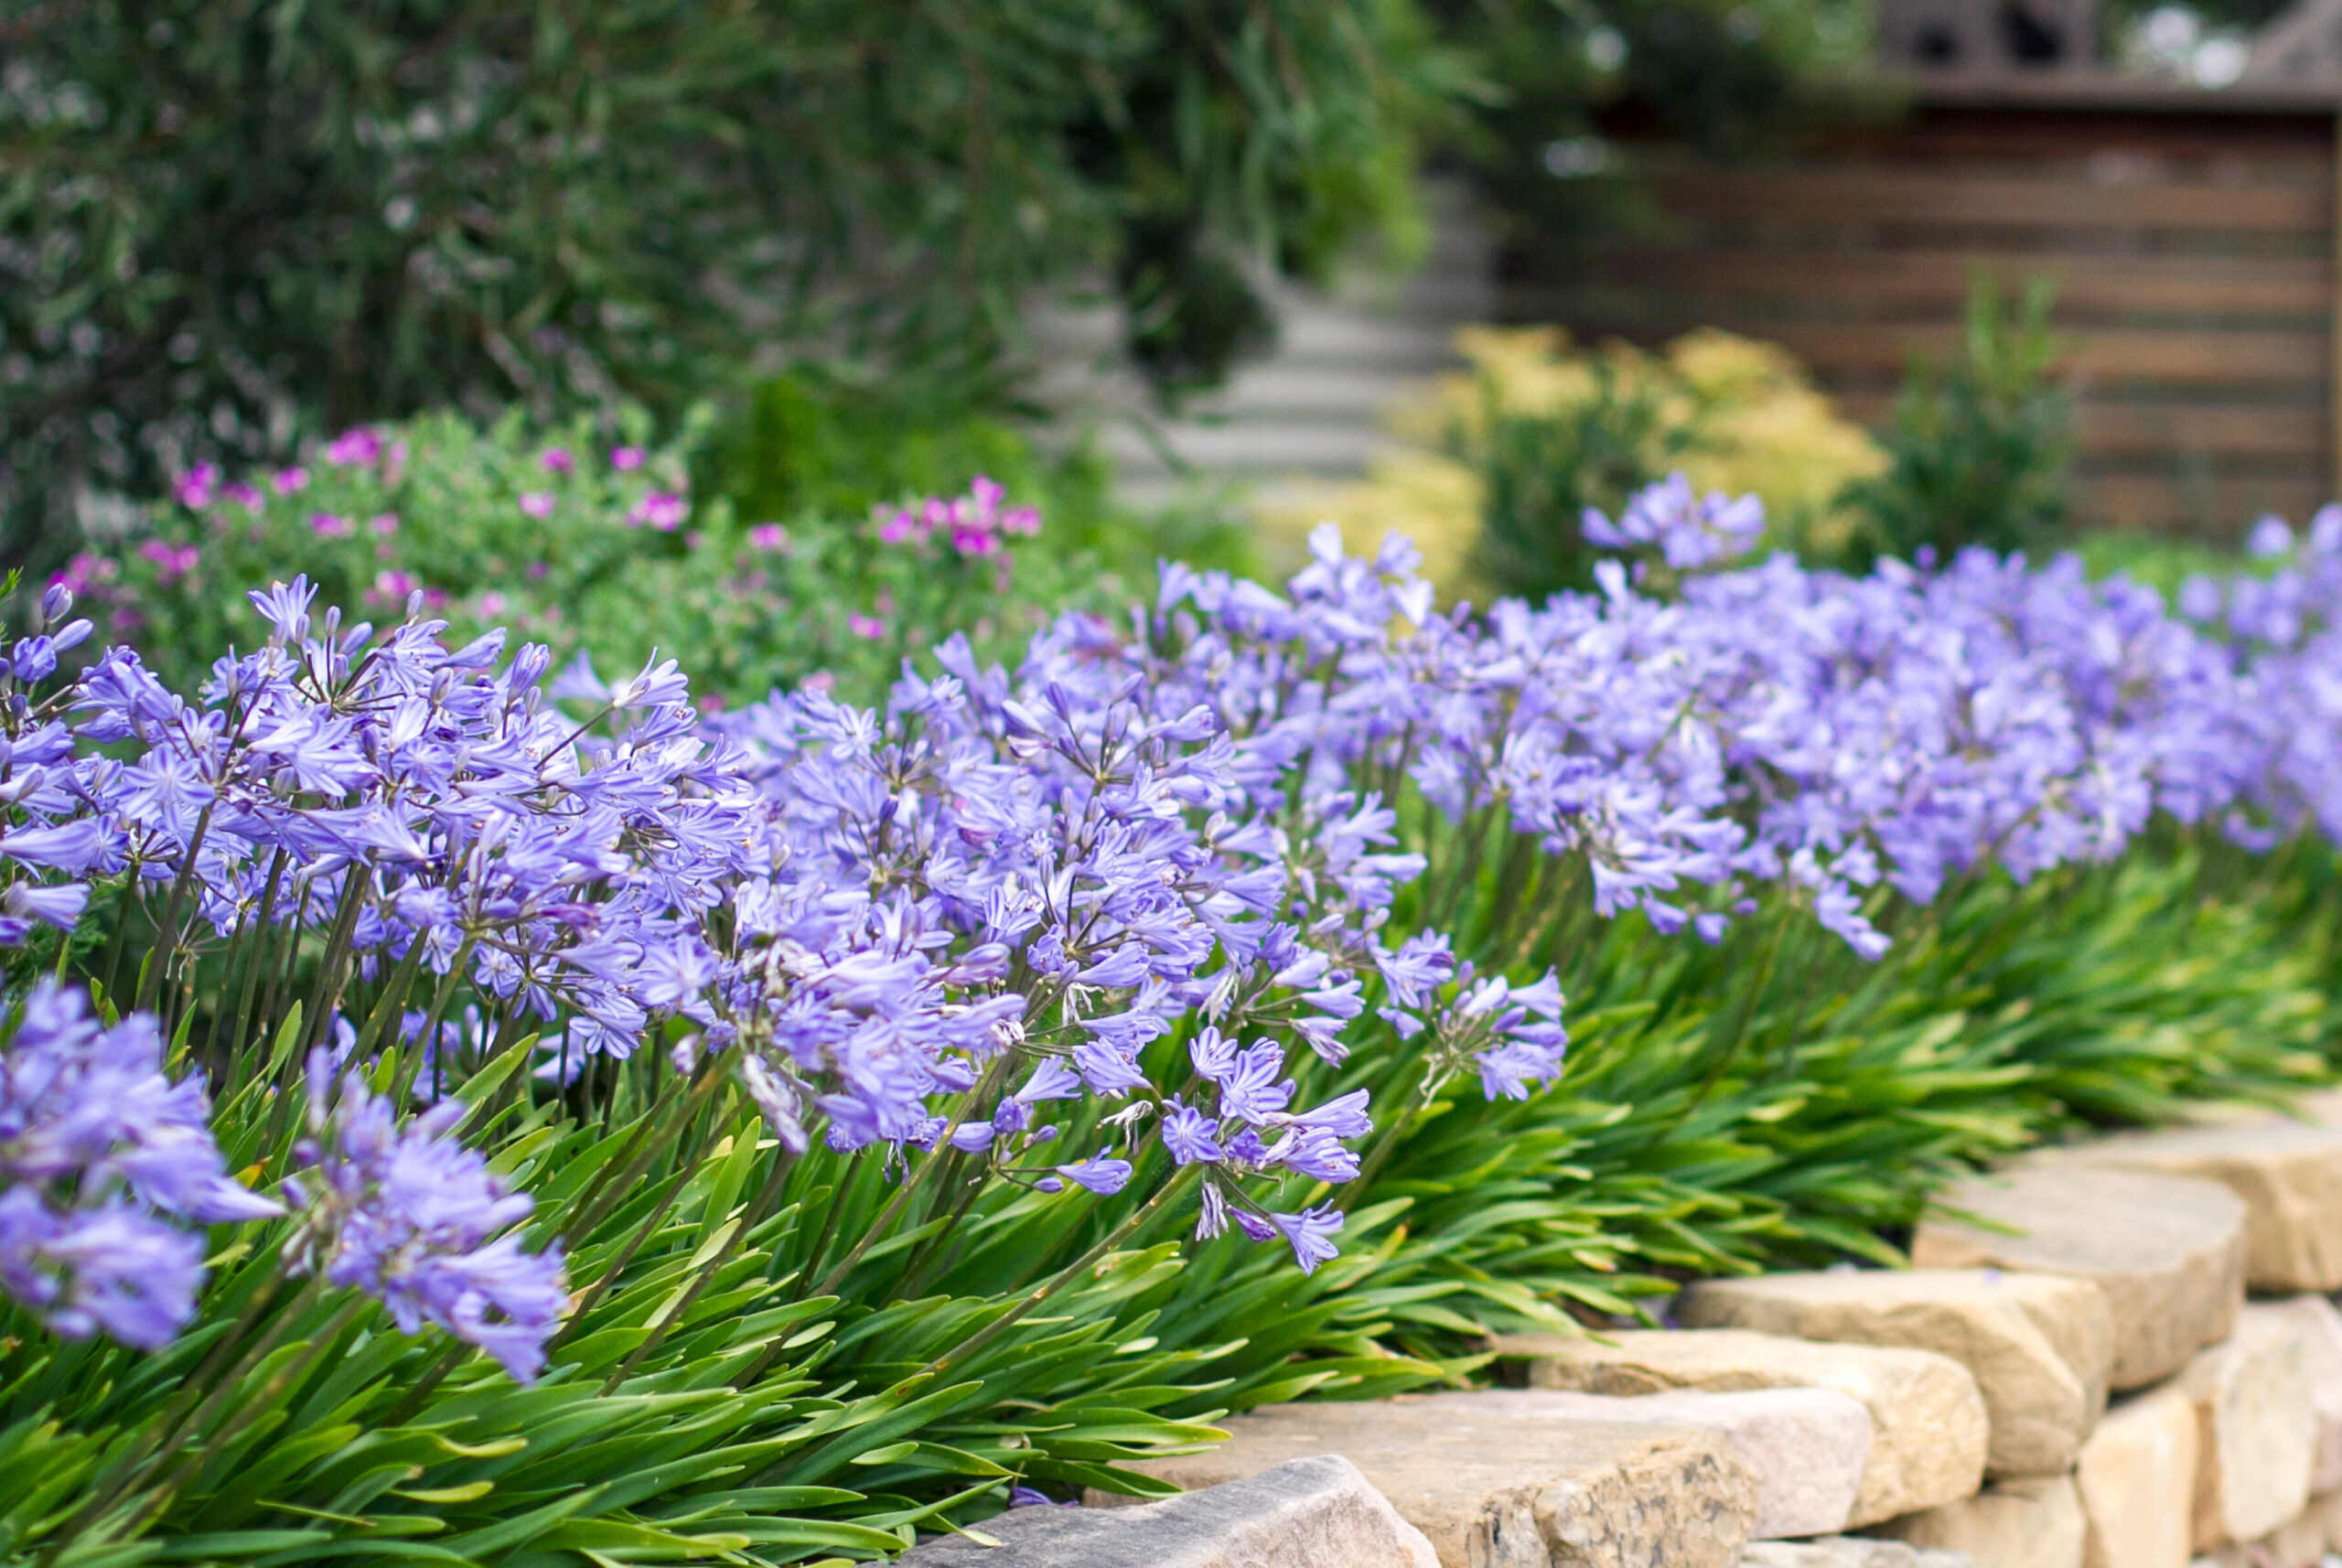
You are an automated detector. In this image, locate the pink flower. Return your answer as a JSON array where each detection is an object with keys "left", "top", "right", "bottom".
[
  {"left": 309, "top": 513, "right": 353, "bottom": 537},
  {"left": 878, "top": 510, "right": 918, "bottom": 545},
  {"left": 526, "top": 562, "right": 549, "bottom": 580},
  {"left": 849, "top": 613, "right": 887, "bottom": 640},
  {"left": 368, "top": 512, "right": 399, "bottom": 536},
  {"left": 610, "top": 446, "right": 645, "bottom": 471},
  {"left": 1003, "top": 505, "right": 1042, "bottom": 537},
  {"left": 324, "top": 427, "right": 382, "bottom": 467},
  {"left": 748, "top": 523, "right": 787, "bottom": 551},
  {"left": 421, "top": 587, "right": 447, "bottom": 610},
  {"left": 136, "top": 541, "right": 200, "bottom": 581},
  {"left": 478, "top": 592, "right": 506, "bottom": 618},
  {"left": 173, "top": 464, "right": 220, "bottom": 510},
  {"left": 951, "top": 529, "right": 1002, "bottom": 557},
  {"left": 225, "top": 482, "right": 265, "bottom": 515},
  {"left": 698, "top": 694, "right": 726, "bottom": 715},
  {"left": 541, "top": 447, "right": 575, "bottom": 475},
  {"left": 628, "top": 491, "right": 686, "bottom": 531},
  {"left": 272, "top": 467, "right": 309, "bottom": 496},
  {"left": 519, "top": 492, "right": 555, "bottom": 520},
  {"left": 368, "top": 569, "right": 418, "bottom": 606},
  {"left": 800, "top": 670, "right": 836, "bottom": 693}
]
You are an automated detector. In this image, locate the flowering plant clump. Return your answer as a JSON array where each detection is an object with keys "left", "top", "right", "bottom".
[
  {"left": 73, "top": 413, "right": 1102, "bottom": 714},
  {"left": 5, "top": 473, "right": 2342, "bottom": 1559}
]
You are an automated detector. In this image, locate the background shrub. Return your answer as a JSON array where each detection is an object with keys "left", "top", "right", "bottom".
[
  {"left": 1, "top": 0, "right": 1445, "bottom": 567},
  {"left": 1842, "top": 277, "right": 2075, "bottom": 561}
]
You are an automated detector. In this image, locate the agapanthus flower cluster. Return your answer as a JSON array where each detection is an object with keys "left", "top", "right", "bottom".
[
  {"left": 285, "top": 1050, "right": 566, "bottom": 1381},
  {"left": 1582, "top": 472, "right": 1766, "bottom": 571},
  {"left": 59, "top": 576, "right": 763, "bottom": 1073},
  {"left": 0, "top": 983, "right": 276, "bottom": 1347},
  {"left": 708, "top": 625, "right": 1461, "bottom": 1270},
  {"left": 0, "top": 585, "right": 107, "bottom": 947}
]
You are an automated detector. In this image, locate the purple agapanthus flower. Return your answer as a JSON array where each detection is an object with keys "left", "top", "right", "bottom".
[{"left": 289, "top": 1052, "right": 568, "bottom": 1382}]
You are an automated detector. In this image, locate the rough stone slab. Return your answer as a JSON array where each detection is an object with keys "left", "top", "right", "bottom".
[
  {"left": 1874, "top": 1476, "right": 2087, "bottom": 1568},
  {"left": 1680, "top": 1269, "right": 2111, "bottom": 1477},
  {"left": 2062, "top": 1122, "right": 2342, "bottom": 1292},
  {"left": 1741, "top": 1539, "right": 1972, "bottom": 1568},
  {"left": 1405, "top": 1386, "right": 1872, "bottom": 1540},
  {"left": 1910, "top": 1164, "right": 2246, "bottom": 1390},
  {"left": 898, "top": 1455, "right": 1439, "bottom": 1568},
  {"left": 1109, "top": 1394, "right": 1757, "bottom": 1568},
  {"left": 2179, "top": 1308, "right": 2316, "bottom": 1550},
  {"left": 1491, "top": 1326, "right": 1985, "bottom": 1528},
  {"left": 2246, "top": 1296, "right": 2342, "bottom": 1492},
  {"left": 2076, "top": 1385, "right": 2199, "bottom": 1568}
]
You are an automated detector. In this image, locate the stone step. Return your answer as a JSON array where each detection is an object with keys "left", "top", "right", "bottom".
[
  {"left": 1490, "top": 1326, "right": 1987, "bottom": 1528},
  {"left": 1680, "top": 1269, "right": 2112, "bottom": 1478},
  {"left": 2180, "top": 1306, "right": 2317, "bottom": 1552},
  {"left": 1099, "top": 1392, "right": 1759, "bottom": 1568},
  {"left": 1874, "top": 1475, "right": 2086, "bottom": 1568},
  {"left": 2076, "top": 1384, "right": 2199, "bottom": 1568},
  {"left": 1400, "top": 1387, "right": 1872, "bottom": 1540},
  {"left": 2057, "top": 1121, "right": 2342, "bottom": 1293},
  {"left": 897, "top": 1454, "right": 1437, "bottom": 1568},
  {"left": 1910, "top": 1164, "right": 2246, "bottom": 1390}
]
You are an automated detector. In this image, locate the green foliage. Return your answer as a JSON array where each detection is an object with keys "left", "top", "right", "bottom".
[
  {"left": 1842, "top": 278, "right": 2075, "bottom": 562},
  {"left": 2, "top": 0, "right": 1445, "bottom": 566},
  {"left": 1459, "top": 354, "right": 1687, "bottom": 602}
]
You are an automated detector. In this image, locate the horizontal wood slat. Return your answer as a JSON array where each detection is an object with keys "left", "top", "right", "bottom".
[
  {"left": 1558, "top": 250, "right": 2333, "bottom": 317},
  {"left": 2080, "top": 472, "right": 2331, "bottom": 530},
  {"left": 1563, "top": 317, "right": 2329, "bottom": 384},
  {"left": 1649, "top": 169, "right": 2331, "bottom": 232}
]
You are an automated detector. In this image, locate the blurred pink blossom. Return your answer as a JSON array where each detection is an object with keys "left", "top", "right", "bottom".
[
  {"left": 136, "top": 541, "right": 200, "bottom": 581},
  {"left": 272, "top": 467, "right": 309, "bottom": 496},
  {"left": 542, "top": 447, "right": 576, "bottom": 475},
  {"left": 173, "top": 464, "right": 220, "bottom": 510},
  {"left": 610, "top": 446, "right": 646, "bottom": 471},
  {"left": 628, "top": 491, "right": 686, "bottom": 531},
  {"left": 324, "top": 427, "right": 382, "bottom": 467},
  {"left": 309, "top": 513, "right": 353, "bottom": 538},
  {"left": 518, "top": 492, "right": 555, "bottom": 520},
  {"left": 748, "top": 523, "right": 787, "bottom": 550}
]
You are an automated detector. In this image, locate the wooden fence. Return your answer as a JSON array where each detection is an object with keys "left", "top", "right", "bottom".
[{"left": 1509, "top": 89, "right": 2342, "bottom": 537}]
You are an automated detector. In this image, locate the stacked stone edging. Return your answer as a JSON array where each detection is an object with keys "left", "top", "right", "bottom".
[{"left": 904, "top": 1098, "right": 2342, "bottom": 1567}]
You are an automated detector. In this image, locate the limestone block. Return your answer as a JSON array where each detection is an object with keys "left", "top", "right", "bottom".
[
  {"left": 2246, "top": 1296, "right": 2342, "bottom": 1492},
  {"left": 2304, "top": 1484, "right": 2342, "bottom": 1551},
  {"left": 2064, "top": 1122, "right": 2342, "bottom": 1292},
  {"left": 2179, "top": 1309, "right": 2316, "bottom": 1550},
  {"left": 1112, "top": 1394, "right": 1757, "bottom": 1568},
  {"left": 1408, "top": 1385, "right": 1872, "bottom": 1540},
  {"left": 1680, "top": 1269, "right": 2111, "bottom": 1477},
  {"left": 2075, "top": 1384, "right": 2199, "bottom": 1568},
  {"left": 899, "top": 1454, "right": 1440, "bottom": 1567},
  {"left": 1491, "top": 1326, "right": 1986, "bottom": 1528},
  {"left": 1875, "top": 1476, "right": 2086, "bottom": 1568},
  {"left": 1911, "top": 1164, "right": 2246, "bottom": 1389},
  {"left": 1741, "top": 1539, "right": 1972, "bottom": 1568}
]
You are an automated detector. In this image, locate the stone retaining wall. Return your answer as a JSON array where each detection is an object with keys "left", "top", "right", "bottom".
[{"left": 902, "top": 1099, "right": 2342, "bottom": 1568}]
